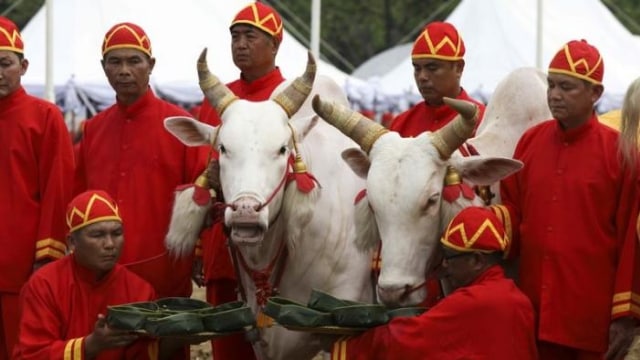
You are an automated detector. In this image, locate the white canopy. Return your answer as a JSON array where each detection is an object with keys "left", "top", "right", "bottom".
[
  {"left": 351, "top": 0, "right": 640, "bottom": 113},
  {"left": 20, "top": 0, "right": 354, "bottom": 115}
]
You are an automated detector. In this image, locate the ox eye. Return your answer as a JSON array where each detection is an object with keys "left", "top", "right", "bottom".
[
  {"left": 279, "top": 146, "right": 287, "bottom": 155},
  {"left": 219, "top": 144, "right": 226, "bottom": 154},
  {"left": 423, "top": 193, "right": 440, "bottom": 211}
]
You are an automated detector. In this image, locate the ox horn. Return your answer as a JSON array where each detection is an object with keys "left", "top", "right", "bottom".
[
  {"left": 272, "top": 52, "right": 316, "bottom": 118},
  {"left": 312, "top": 95, "right": 388, "bottom": 154},
  {"left": 430, "top": 97, "right": 479, "bottom": 159},
  {"left": 198, "top": 48, "right": 238, "bottom": 116}
]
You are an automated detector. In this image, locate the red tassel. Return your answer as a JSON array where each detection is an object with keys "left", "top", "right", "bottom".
[
  {"left": 442, "top": 183, "right": 476, "bottom": 203},
  {"left": 293, "top": 171, "right": 318, "bottom": 193},
  {"left": 210, "top": 202, "right": 227, "bottom": 224},
  {"left": 176, "top": 183, "right": 212, "bottom": 206},
  {"left": 287, "top": 154, "right": 319, "bottom": 194}
]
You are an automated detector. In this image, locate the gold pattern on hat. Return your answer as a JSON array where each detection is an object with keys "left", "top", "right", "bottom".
[
  {"left": 424, "top": 28, "right": 461, "bottom": 57},
  {"left": 442, "top": 219, "right": 507, "bottom": 252},
  {"left": 233, "top": 3, "right": 283, "bottom": 38},
  {"left": 66, "top": 193, "right": 122, "bottom": 232},
  {"left": 0, "top": 26, "right": 22, "bottom": 53},
  {"left": 563, "top": 44, "right": 602, "bottom": 80},
  {"left": 102, "top": 24, "right": 151, "bottom": 56}
]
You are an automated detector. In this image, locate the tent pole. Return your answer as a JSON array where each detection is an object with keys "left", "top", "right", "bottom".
[
  {"left": 310, "top": 0, "right": 321, "bottom": 59},
  {"left": 44, "top": 0, "right": 54, "bottom": 103},
  {"left": 536, "top": 0, "right": 543, "bottom": 70}
]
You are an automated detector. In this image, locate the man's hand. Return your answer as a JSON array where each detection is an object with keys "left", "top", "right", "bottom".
[
  {"left": 606, "top": 317, "right": 637, "bottom": 360},
  {"left": 192, "top": 257, "right": 205, "bottom": 287},
  {"left": 84, "top": 314, "right": 139, "bottom": 358}
]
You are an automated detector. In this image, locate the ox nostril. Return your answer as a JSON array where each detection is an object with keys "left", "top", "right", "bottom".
[
  {"left": 254, "top": 203, "right": 263, "bottom": 211},
  {"left": 230, "top": 204, "right": 238, "bottom": 211}
]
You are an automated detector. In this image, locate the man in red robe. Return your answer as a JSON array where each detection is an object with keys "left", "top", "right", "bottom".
[
  {"left": 74, "top": 23, "right": 209, "bottom": 304},
  {"left": 495, "top": 39, "right": 640, "bottom": 359},
  {"left": 193, "top": 3, "right": 287, "bottom": 359},
  {"left": 331, "top": 207, "right": 538, "bottom": 360},
  {"left": 14, "top": 190, "right": 183, "bottom": 360},
  {"left": 0, "top": 16, "right": 74, "bottom": 359},
  {"left": 388, "top": 21, "right": 485, "bottom": 137}
]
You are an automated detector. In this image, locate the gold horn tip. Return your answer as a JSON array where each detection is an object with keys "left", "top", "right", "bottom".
[
  {"left": 198, "top": 48, "right": 208, "bottom": 63},
  {"left": 307, "top": 51, "right": 316, "bottom": 66},
  {"left": 311, "top": 94, "right": 322, "bottom": 112},
  {"left": 442, "top": 97, "right": 478, "bottom": 120}
]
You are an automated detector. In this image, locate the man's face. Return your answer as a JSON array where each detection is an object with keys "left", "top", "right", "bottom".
[
  {"left": 440, "top": 248, "right": 477, "bottom": 290},
  {"left": 102, "top": 48, "right": 155, "bottom": 105},
  {"left": 0, "top": 50, "right": 27, "bottom": 98},
  {"left": 412, "top": 58, "right": 463, "bottom": 106},
  {"left": 230, "top": 24, "right": 278, "bottom": 78},
  {"left": 547, "top": 73, "right": 602, "bottom": 129},
  {"left": 70, "top": 220, "right": 124, "bottom": 277}
]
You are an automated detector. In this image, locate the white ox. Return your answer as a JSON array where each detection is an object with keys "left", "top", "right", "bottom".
[
  {"left": 164, "top": 50, "right": 371, "bottom": 360},
  {"left": 312, "top": 67, "right": 551, "bottom": 307}
]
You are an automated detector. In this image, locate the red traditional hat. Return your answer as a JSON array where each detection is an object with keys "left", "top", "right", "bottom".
[
  {"left": 66, "top": 190, "right": 122, "bottom": 233},
  {"left": 548, "top": 39, "right": 603, "bottom": 85},
  {"left": 231, "top": 2, "right": 283, "bottom": 43},
  {"left": 0, "top": 16, "right": 23, "bottom": 54},
  {"left": 101, "top": 22, "right": 152, "bottom": 57},
  {"left": 412, "top": 22, "right": 464, "bottom": 61},
  {"left": 440, "top": 207, "right": 508, "bottom": 253}
]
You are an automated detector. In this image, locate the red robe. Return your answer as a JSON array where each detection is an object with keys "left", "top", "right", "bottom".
[
  {"left": 0, "top": 87, "right": 74, "bottom": 358},
  {"left": 198, "top": 68, "right": 285, "bottom": 360},
  {"left": 498, "top": 114, "right": 640, "bottom": 352},
  {"left": 14, "top": 255, "right": 157, "bottom": 360},
  {"left": 332, "top": 266, "right": 537, "bottom": 360},
  {"left": 388, "top": 89, "right": 485, "bottom": 137},
  {"left": 0, "top": 87, "right": 74, "bottom": 292},
  {"left": 74, "top": 88, "right": 209, "bottom": 298}
]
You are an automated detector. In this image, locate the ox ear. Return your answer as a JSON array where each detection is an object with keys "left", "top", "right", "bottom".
[
  {"left": 453, "top": 156, "right": 523, "bottom": 186},
  {"left": 342, "top": 148, "right": 370, "bottom": 179},
  {"left": 164, "top": 116, "right": 216, "bottom": 147},
  {"left": 290, "top": 115, "right": 319, "bottom": 142}
]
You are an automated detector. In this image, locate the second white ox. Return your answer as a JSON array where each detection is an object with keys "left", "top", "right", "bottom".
[
  {"left": 312, "top": 67, "right": 551, "bottom": 307},
  {"left": 164, "top": 50, "right": 372, "bottom": 360}
]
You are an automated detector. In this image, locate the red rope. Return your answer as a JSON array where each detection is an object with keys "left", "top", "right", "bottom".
[{"left": 235, "top": 239, "right": 288, "bottom": 307}]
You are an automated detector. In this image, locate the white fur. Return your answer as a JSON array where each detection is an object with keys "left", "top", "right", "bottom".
[{"left": 164, "top": 187, "right": 211, "bottom": 257}]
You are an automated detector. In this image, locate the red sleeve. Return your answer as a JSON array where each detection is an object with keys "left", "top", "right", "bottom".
[
  {"left": 496, "top": 134, "right": 528, "bottom": 258},
  {"left": 332, "top": 295, "right": 470, "bottom": 360},
  {"left": 611, "top": 165, "right": 640, "bottom": 320},
  {"left": 16, "top": 275, "right": 80, "bottom": 360},
  {"left": 34, "top": 108, "right": 75, "bottom": 262}
]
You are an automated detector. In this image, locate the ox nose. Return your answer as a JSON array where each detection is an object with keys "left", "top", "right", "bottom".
[
  {"left": 377, "top": 284, "right": 411, "bottom": 307},
  {"left": 231, "top": 196, "right": 262, "bottom": 216}
]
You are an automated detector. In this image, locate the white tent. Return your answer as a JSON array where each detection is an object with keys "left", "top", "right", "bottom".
[
  {"left": 20, "top": 0, "right": 354, "bottom": 115},
  {"left": 351, "top": 0, "right": 640, "bottom": 113}
]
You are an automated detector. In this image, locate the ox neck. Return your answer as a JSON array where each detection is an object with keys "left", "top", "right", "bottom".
[{"left": 231, "top": 235, "right": 288, "bottom": 307}]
